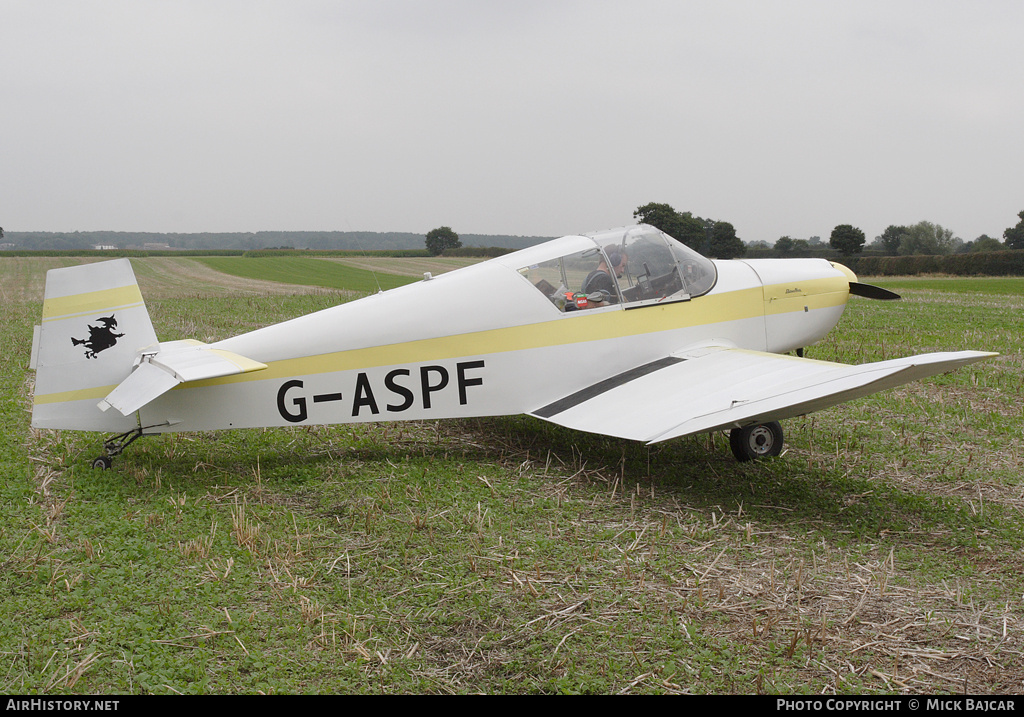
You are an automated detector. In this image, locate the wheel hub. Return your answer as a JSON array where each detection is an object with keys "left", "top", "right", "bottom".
[{"left": 747, "top": 426, "right": 774, "bottom": 454}]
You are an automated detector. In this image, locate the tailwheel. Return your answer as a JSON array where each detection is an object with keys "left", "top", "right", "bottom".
[
  {"left": 91, "top": 455, "right": 113, "bottom": 470},
  {"left": 90, "top": 427, "right": 146, "bottom": 469},
  {"left": 729, "top": 421, "right": 784, "bottom": 462}
]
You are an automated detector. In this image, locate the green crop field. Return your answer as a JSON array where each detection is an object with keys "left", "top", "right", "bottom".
[
  {"left": 870, "top": 276, "right": 1024, "bottom": 297},
  {"left": 2, "top": 257, "right": 1022, "bottom": 694},
  {"left": 195, "top": 256, "right": 417, "bottom": 293}
]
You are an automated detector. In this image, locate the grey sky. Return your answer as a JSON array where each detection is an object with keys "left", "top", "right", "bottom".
[{"left": 3, "top": 0, "right": 1022, "bottom": 245}]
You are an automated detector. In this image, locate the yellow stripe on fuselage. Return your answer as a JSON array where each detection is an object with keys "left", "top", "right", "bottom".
[
  {"left": 42, "top": 285, "right": 146, "bottom": 322},
  {"left": 33, "top": 385, "right": 120, "bottom": 405},
  {"left": 207, "top": 349, "right": 270, "bottom": 374},
  {"left": 183, "top": 283, "right": 788, "bottom": 388},
  {"left": 33, "top": 280, "right": 849, "bottom": 402}
]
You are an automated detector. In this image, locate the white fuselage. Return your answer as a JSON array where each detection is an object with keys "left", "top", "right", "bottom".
[{"left": 136, "top": 237, "right": 852, "bottom": 434}]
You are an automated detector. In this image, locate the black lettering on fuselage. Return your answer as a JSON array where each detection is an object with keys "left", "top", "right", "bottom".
[
  {"left": 384, "top": 369, "right": 415, "bottom": 412},
  {"left": 420, "top": 366, "right": 449, "bottom": 410},
  {"left": 313, "top": 392, "right": 343, "bottom": 403},
  {"left": 457, "top": 360, "right": 485, "bottom": 405},
  {"left": 275, "top": 360, "right": 486, "bottom": 421},
  {"left": 277, "top": 380, "right": 308, "bottom": 423},
  {"left": 351, "top": 373, "right": 380, "bottom": 416}
]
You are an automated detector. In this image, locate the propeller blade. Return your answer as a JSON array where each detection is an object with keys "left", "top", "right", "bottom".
[{"left": 849, "top": 282, "right": 901, "bottom": 301}]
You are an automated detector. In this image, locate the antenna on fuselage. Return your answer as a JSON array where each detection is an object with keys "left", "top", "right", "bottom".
[{"left": 369, "top": 265, "right": 384, "bottom": 294}]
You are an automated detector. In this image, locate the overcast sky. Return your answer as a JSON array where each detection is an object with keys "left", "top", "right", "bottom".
[{"left": 2, "top": 0, "right": 1022, "bottom": 244}]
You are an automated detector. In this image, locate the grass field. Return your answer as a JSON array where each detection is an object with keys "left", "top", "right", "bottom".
[
  {"left": 2, "top": 257, "right": 1022, "bottom": 694},
  {"left": 871, "top": 276, "right": 1024, "bottom": 297},
  {"left": 195, "top": 256, "right": 418, "bottom": 293}
]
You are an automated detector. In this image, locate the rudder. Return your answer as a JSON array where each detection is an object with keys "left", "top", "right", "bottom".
[{"left": 31, "top": 259, "right": 158, "bottom": 432}]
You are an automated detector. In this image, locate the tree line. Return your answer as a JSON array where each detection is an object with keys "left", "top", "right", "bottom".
[
  {"left": 0, "top": 229, "right": 548, "bottom": 253},
  {"left": 862, "top": 215, "right": 1024, "bottom": 255},
  {"left": 789, "top": 213, "right": 1024, "bottom": 257},
  {"left": 422, "top": 205, "right": 749, "bottom": 259},
  {"left": 7, "top": 208, "right": 1023, "bottom": 259},
  {"left": 621, "top": 204, "right": 1024, "bottom": 258}
]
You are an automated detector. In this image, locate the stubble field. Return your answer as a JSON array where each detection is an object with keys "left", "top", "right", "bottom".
[{"left": 1, "top": 256, "right": 1022, "bottom": 694}]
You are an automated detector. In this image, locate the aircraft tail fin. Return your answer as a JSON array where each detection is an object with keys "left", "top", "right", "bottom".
[{"left": 31, "top": 259, "right": 159, "bottom": 432}]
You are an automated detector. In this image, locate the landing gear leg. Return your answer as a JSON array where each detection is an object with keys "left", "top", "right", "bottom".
[
  {"left": 91, "top": 427, "right": 145, "bottom": 470},
  {"left": 729, "top": 421, "right": 784, "bottom": 462}
]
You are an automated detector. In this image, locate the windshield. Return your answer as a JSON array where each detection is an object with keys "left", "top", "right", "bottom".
[{"left": 585, "top": 224, "right": 717, "bottom": 301}]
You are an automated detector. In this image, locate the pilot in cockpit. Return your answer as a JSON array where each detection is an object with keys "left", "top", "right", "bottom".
[{"left": 581, "top": 245, "right": 628, "bottom": 303}]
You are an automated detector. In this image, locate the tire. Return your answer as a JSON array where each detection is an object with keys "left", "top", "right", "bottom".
[
  {"left": 729, "top": 422, "right": 784, "bottom": 462},
  {"left": 91, "top": 456, "right": 113, "bottom": 470}
]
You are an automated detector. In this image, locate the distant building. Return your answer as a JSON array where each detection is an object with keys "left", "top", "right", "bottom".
[
  {"left": 144, "top": 243, "right": 171, "bottom": 250},
  {"left": 92, "top": 244, "right": 118, "bottom": 251}
]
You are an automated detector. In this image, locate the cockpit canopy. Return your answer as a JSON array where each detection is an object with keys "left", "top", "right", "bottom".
[{"left": 517, "top": 224, "right": 717, "bottom": 312}]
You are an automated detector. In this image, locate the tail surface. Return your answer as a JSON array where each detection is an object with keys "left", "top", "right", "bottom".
[{"left": 31, "top": 259, "right": 158, "bottom": 432}]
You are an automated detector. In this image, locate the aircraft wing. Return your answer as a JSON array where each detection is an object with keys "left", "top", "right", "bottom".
[
  {"left": 98, "top": 340, "right": 267, "bottom": 416},
  {"left": 530, "top": 346, "right": 996, "bottom": 444}
]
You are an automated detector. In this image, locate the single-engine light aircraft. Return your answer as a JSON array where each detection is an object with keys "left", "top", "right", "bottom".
[{"left": 30, "top": 224, "right": 995, "bottom": 468}]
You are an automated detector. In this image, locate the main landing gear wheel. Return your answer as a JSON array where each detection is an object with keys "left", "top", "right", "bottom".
[
  {"left": 729, "top": 421, "right": 784, "bottom": 462},
  {"left": 91, "top": 456, "right": 113, "bottom": 470}
]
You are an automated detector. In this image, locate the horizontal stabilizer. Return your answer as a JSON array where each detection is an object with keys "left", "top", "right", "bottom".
[
  {"left": 99, "top": 341, "right": 267, "bottom": 416},
  {"left": 530, "top": 346, "right": 997, "bottom": 444},
  {"left": 99, "top": 362, "right": 180, "bottom": 415}
]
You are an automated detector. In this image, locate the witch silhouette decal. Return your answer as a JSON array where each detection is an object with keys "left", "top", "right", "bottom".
[{"left": 72, "top": 315, "right": 124, "bottom": 359}]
